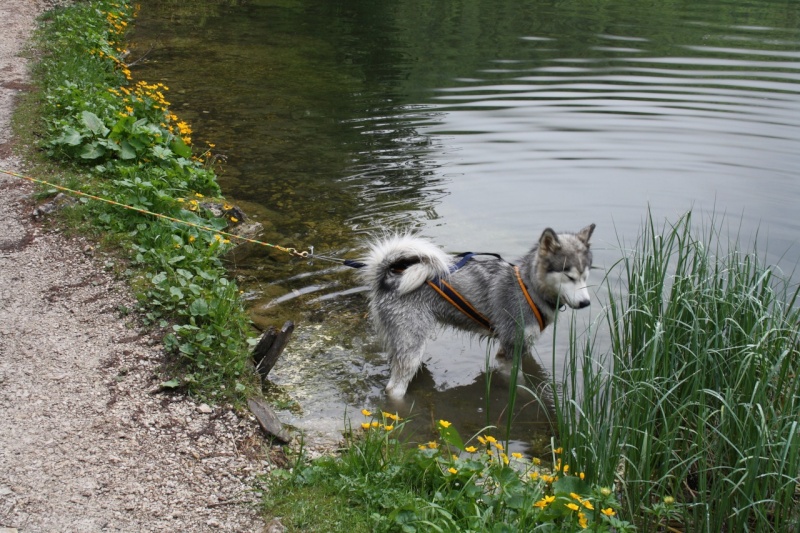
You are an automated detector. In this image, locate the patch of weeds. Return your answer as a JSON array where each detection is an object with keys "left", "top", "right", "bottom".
[
  {"left": 266, "top": 411, "right": 634, "bottom": 532},
  {"left": 25, "top": 0, "right": 258, "bottom": 403}
]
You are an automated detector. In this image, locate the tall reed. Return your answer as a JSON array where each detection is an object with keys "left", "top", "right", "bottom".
[{"left": 553, "top": 211, "right": 800, "bottom": 531}]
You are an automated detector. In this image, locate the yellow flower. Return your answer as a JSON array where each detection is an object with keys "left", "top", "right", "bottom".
[
  {"left": 477, "top": 436, "right": 486, "bottom": 445},
  {"left": 529, "top": 471, "right": 539, "bottom": 480},
  {"left": 484, "top": 435, "right": 497, "bottom": 444},
  {"left": 570, "top": 493, "right": 583, "bottom": 501},
  {"left": 361, "top": 423, "right": 370, "bottom": 430},
  {"left": 563, "top": 464, "right": 570, "bottom": 474},
  {"left": 578, "top": 512, "right": 589, "bottom": 529},
  {"left": 501, "top": 453, "right": 509, "bottom": 465},
  {"left": 663, "top": 496, "right": 675, "bottom": 505},
  {"left": 361, "top": 409, "right": 372, "bottom": 417},
  {"left": 566, "top": 503, "right": 580, "bottom": 511},
  {"left": 383, "top": 412, "right": 401, "bottom": 422},
  {"left": 438, "top": 420, "right": 451, "bottom": 428},
  {"left": 581, "top": 500, "right": 594, "bottom": 511},
  {"left": 188, "top": 235, "right": 196, "bottom": 243},
  {"left": 601, "top": 507, "right": 616, "bottom": 517},
  {"left": 448, "top": 467, "right": 457, "bottom": 475},
  {"left": 427, "top": 441, "right": 438, "bottom": 449},
  {"left": 600, "top": 487, "right": 612, "bottom": 496},
  {"left": 511, "top": 452, "right": 523, "bottom": 460},
  {"left": 371, "top": 421, "right": 379, "bottom": 428},
  {"left": 579, "top": 472, "right": 585, "bottom": 480},
  {"left": 418, "top": 445, "right": 426, "bottom": 451},
  {"left": 554, "top": 447, "right": 563, "bottom": 454},
  {"left": 532, "top": 457, "right": 541, "bottom": 465},
  {"left": 464, "top": 446, "right": 477, "bottom": 453},
  {"left": 493, "top": 441, "right": 504, "bottom": 451},
  {"left": 533, "top": 495, "right": 555, "bottom": 509},
  {"left": 383, "top": 425, "right": 394, "bottom": 431}
]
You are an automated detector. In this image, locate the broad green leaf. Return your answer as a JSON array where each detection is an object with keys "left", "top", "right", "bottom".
[
  {"left": 81, "top": 110, "right": 109, "bottom": 136},
  {"left": 437, "top": 422, "right": 465, "bottom": 450},
  {"left": 170, "top": 136, "right": 193, "bottom": 158},
  {"left": 119, "top": 140, "right": 137, "bottom": 159},
  {"left": 59, "top": 127, "right": 83, "bottom": 146},
  {"left": 79, "top": 143, "right": 105, "bottom": 160},
  {"left": 189, "top": 298, "right": 209, "bottom": 316}
]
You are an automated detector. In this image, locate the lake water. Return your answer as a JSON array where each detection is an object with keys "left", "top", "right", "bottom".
[{"left": 131, "top": 0, "right": 800, "bottom": 450}]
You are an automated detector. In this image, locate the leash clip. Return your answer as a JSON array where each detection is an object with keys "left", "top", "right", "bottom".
[{"left": 286, "top": 247, "right": 310, "bottom": 258}]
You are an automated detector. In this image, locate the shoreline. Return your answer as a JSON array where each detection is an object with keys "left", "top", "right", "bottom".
[{"left": 0, "top": 2, "right": 269, "bottom": 530}]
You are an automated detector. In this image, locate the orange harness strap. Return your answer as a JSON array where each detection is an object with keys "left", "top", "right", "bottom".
[
  {"left": 426, "top": 278, "right": 494, "bottom": 332},
  {"left": 513, "top": 266, "right": 546, "bottom": 331}
]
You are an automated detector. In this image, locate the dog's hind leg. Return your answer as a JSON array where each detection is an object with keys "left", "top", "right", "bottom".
[
  {"left": 385, "top": 341, "right": 426, "bottom": 398},
  {"left": 377, "top": 308, "right": 431, "bottom": 398}
]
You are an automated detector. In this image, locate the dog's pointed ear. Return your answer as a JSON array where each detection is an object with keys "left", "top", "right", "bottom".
[
  {"left": 539, "top": 228, "right": 560, "bottom": 254},
  {"left": 577, "top": 223, "right": 596, "bottom": 245}
]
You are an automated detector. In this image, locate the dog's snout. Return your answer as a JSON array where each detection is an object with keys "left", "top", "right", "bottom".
[{"left": 576, "top": 299, "right": 590, "bottom": 309}]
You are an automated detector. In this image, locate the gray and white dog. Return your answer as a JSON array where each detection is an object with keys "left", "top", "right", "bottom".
[{"left": 360, "top": 224, "right": 595, "bottom": 398}]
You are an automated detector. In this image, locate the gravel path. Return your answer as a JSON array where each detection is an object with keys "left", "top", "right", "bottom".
[{"left": 0, "top": 2, "right": 271, "bottom": 531}]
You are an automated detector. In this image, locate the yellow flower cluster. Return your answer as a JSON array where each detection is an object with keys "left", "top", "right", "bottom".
[
  {"left": 97, "top": 5, "right": 206, "bottom": 159},
  {"left": 133, "top": 80, "right": 170, "bottom": 110},
  {"left": 359, "top": 409, "right": 402, "bottom": 432},
  {"left": 363, "top": 412, "right": 628, "bottom": 527},
  {"left": 104, "top": 9, "right": 128, "bottom": 37}
]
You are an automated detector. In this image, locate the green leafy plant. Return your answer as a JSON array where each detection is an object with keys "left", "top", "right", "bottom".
[
  {"left": 266, "top": 411, "right": 634, "bottom": 532},
  {"left": 30, "top": 0, "right": 255, "bottom": 401}
]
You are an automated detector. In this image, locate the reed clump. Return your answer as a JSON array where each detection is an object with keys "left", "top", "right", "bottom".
[{"left": 555, "top": 211, "right": 800, "bottom": 531}]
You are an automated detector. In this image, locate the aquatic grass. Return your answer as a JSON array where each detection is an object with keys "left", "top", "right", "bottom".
[
  {"left": 26, "top": 0, "right": 257, "bottom": 402},
  {"left": 553, "top": 211, "right": 800, "bottom": 531}
]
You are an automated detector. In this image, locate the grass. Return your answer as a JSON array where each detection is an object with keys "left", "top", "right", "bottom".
[
  {"left": 264, "top": 411, "right": 632, "bottom": 532},
  {"left": 264, "top": 211, "right": 800, "bottom": 532},
  {"left": 17, "top": 0, "right": 259, "bottom": 403},
  {"left": 554, "top": 210, "right": 800, "bottom": 531}
]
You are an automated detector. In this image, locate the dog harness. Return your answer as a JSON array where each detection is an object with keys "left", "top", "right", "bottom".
[
  {"left": 426, "top": 253, "right": 495, "bottom": 332},
  {"left": 429, "top": 254, "right": 546, "bottom": 333},
  {"left": 344, "top": 253, "right": 547, "bottom": 332}
]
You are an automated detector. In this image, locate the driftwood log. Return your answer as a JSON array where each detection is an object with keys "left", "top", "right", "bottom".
[
  {"left": 252, "top": 321, "right": 294, "bottom": 381},
  {"left": 247, "top": 397, "right": 291, "bottom": 443},
  {"left": 248, "top": 322, "right": 295, "bottom": 443}
]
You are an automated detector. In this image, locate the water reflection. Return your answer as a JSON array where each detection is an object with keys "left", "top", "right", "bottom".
[{"left": 131, "top": 0, "right": 800, "bottom": 449}]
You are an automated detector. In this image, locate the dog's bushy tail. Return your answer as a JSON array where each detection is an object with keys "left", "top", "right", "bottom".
[{"left": 361, "top": 234, "right": 452, "bottom": 295}]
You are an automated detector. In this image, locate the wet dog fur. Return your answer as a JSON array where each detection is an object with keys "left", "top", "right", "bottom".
[{"left": 360, "top": 224, "right": 596, "bottom": 398}]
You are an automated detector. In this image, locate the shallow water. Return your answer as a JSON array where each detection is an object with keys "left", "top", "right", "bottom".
[{"left": 131, "top": 0, "right": 800, "bottom": 449}]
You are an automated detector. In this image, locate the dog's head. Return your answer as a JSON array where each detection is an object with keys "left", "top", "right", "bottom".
[{"left": 537, "top": 223, "right": 595, "bottom": 309}]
